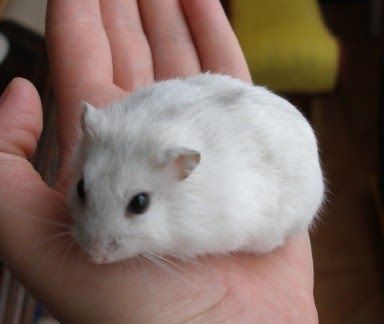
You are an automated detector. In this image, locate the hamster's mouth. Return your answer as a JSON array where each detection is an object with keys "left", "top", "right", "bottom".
[
  {"left": 87, "top": 253, "right": 111, "bottom": 264},
  {"left": 83, "top": 246, "right": 127, "bottom": 264},
  {"left": 83, "top": 246, "right": 121, "bottom": 265}
]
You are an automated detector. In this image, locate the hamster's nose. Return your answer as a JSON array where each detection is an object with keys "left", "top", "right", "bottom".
[
  {"left": 106, "top": 238, "right": 118, "bottom": 252},
  {"left": 88, "top": 238, "right": 118, "bottom": 264}
]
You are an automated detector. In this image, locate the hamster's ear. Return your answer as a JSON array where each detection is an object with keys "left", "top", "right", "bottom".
[
  {"left": 80, "top": 101, "right": 99, "bottom": 136},
  {"left": 162, "top": 147, "right": 201, "bottom": 180}
]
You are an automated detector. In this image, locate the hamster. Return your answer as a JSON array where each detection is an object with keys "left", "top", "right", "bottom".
[{"left": 68, "top": 73, "right": 324, "bottom": 264}]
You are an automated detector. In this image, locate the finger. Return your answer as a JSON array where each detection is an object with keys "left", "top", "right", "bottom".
[
  {"left": 139, "top": 0, "right": 201, "bottom": 79},
  {"left": 100, "top": 0, "right": 154, "bottom": 91},
  {"left": 46, "top": 0, "right": 116, "bottom": 153},
  {"left": 0, "top": 153, "right": 67, "bottom": 311},
  {"left": 0, "top": 77, "right": 62, "bottom": 266},
  {"left": 180, "top": 0, "right": 251, "bottom": 83},
  {"left": 46, "top": 0, "right": 113, "bottom": 92},
  {"left": 0, "top": 157, "right": 63, "bottom": 269},
  {"left": 0, "top": 78, "right": 42, "bottom": 159},
  {"left": 46, "top": 1, "right": 126, "bottom": 159},
  {"left": 0, "top": 78, "right": 68, "bottom": 304}
]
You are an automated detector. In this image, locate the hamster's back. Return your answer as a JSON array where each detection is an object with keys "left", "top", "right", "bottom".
[{"left": 185, "top": 74, "right": 324, "bottom": 241}]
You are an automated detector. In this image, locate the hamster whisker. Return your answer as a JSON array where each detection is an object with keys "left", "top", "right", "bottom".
[
  {"left": 117, "top": 256, "right": 148, "bottom": 274},
  {"left": 28, "top": 215, "right": 71, "bottom": 228},
  {"left": 136, "top": 255, "right": 157, "bottom": 269},
  {"left": 56, "top": 240, "right": 77, "bottom": 286},
  {"left": 141, "top": 253, "right": 165, "bottom": 271},
  {"left": 146, "top": 253, "right": 185, "bottom": 272},
  {"left": 30, "top": 237, "right": 73, "bottom": 280},
  {"left": 77, "top": 246, "right": 84, "bottom": 266},
  {"left": 30, "top": 231, "right": 72, "bottom": 253},
  {"left": 121, "top": 256, "right": 142, "bottom": 272}
]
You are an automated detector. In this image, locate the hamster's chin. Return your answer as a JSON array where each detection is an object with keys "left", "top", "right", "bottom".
[
  {"left": 85, "top": 250, "right": 127, "bottom": 265},
  {"left": 87, "top": 249, "right": 142, "bottom": 265}
]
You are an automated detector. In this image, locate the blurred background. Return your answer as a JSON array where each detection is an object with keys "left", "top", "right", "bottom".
[{"left": 0, "top": 0, "right": 383, "bottom": 323}]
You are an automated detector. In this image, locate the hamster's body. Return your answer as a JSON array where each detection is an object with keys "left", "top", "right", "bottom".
[{"left": 70, "top": 73, "right": 324, "bottom": 263}]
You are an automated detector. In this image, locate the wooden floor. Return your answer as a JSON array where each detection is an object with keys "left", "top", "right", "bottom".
[{"left": 310, "top": 4, "right": 384, "bottom": 323}]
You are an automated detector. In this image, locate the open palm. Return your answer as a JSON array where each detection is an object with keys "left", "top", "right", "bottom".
[{"left": 0, "top": 0, "right": 317, "bottom": 322}]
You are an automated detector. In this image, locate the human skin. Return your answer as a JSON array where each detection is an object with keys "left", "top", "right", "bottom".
[{"left": 0, "top": 1, "right": 318, "bottom": 322}]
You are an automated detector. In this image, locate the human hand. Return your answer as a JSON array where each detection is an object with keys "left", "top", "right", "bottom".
[{"left": 0, "top": 1, "right": 317, "bottom": 322}]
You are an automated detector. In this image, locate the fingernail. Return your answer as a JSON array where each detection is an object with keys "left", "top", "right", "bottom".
[{"left": 0, "top": 78, "right": 16, "bottom": 106}]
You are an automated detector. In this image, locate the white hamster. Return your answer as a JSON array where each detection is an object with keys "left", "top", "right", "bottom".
[{"left": 68, "top": 73, "right": 324, "bottom": 264}]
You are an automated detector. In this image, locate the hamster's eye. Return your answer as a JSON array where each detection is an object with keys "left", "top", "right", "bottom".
[
  {"left": 77, "top": 178, "right": 86, "bottom": 202},
  {"left": 127, "top": 193, "right": 150, "bottom": 215}
]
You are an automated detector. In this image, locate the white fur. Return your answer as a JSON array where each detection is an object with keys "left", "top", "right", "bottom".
[{"left": 69, "top": 73, "right": 324, "bottom": 263}]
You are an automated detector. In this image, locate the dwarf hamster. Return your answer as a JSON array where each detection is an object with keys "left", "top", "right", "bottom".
[{"left": 68, "top": 73, "right": 324, "bottom": 264}]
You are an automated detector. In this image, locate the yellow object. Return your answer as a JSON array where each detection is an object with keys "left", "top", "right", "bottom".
[{"left": 232, "top": 0, "right": 339, "bottom": 93}]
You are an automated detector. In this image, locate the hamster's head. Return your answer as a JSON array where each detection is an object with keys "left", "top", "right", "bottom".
[{"left": 69, "top": 102, "right": 201, "bottom": 264}]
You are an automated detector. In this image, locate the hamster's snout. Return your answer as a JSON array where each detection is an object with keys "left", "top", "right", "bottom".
[
  {"left": 86, "top": 237, "right": 118, "bottom": 264},
  {"left": 71, "top": 225, "right": 120, "bottom": 264}
]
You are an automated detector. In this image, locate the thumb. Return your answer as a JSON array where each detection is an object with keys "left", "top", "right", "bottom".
[
  {"left": 0, "top": 78, "right": 42, "bottom": 158},
  {"left": 0, "top": 80, "right": 73, "bottom": 319},
  {"left": 0, "top": 79, "right": 62, "bottom": 268}
]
